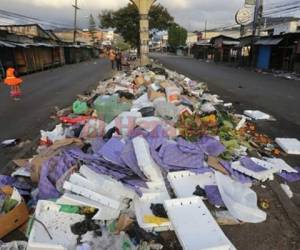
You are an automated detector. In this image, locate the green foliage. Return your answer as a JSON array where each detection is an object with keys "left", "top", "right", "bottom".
[
  {"left": 168, "top": 23, "right": 188, "bottom": 49},
  {"left": 99, "top": 3, "right": 173, "bottom": 48}
]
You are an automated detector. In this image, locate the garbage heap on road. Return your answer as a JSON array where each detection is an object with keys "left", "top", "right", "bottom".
[{"left": 1, "top": 64, "right": 300, "bottom": 250}]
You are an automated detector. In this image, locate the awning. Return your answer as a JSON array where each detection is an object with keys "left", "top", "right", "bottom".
[
  {"left": 223, "top": 41, "right": 240, "bottom": 46},
  {"left": 255, "top": 38, "right": 283, "bottom": 45},
  {"left": 0, "top": 40, "right": 16, "bottom": 48}
]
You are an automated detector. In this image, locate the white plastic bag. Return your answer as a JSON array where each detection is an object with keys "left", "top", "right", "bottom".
[{"left": 215, "top": 172, "right": 266, "bottom": 223}]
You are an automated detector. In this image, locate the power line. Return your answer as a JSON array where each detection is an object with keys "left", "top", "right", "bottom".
[{"left": 0, "top": 9, "right": 73, "bottom": 29}]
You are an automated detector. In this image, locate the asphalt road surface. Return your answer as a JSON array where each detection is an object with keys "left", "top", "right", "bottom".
[
  {"left": 0, "top": 59, "right": 111, "bottom": 169},
  {"left": 152, "top": 53, "right": 300, "bottom": 140}
]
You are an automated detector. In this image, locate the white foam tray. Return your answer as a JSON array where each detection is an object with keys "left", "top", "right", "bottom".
[
  {"left": 134, "top": 192, "right": 172, "bottom": 232},
  {"left": 231, "top": 160, "right": 276, "bottom": 182},
  {"left": 28, "top": 200, "right": 95, "bottom": 250},
  {"left": 275, "top": 138, "right": 300, "bottom": 155},
  {"left": 167, "top": 171, "right": 216, "bottom": 198},
  {"left": 164, "top": 197, "right": 236, "bottom": 250}
]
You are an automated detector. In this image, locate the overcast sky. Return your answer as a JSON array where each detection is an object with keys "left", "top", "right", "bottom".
[{"left": 0, "top": 0, "right": 298, "bottom": 31}]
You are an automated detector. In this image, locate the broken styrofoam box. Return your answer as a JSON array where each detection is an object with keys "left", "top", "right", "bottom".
[
  {"left": 27, "top": 200, "right": 96, "bottom": 250},
  {"left": 164, "top": 197, "right": 236, "bottom": 250},
  {"left": 140, "top": 181, "right": 169, "bottom": 195},
  {"left": 133, "top": 136, "right": 164, "bottom": 182},
  {"left": 167, "top": 171, "right": 216, "bottom": 198},
  {"left": 255, "top": 158, "right": 297, "bottom": 174},
  {"left": 231, "top": 160, "right": 276, "bottom": 182},
  {"left": 215, "top": 172, "right": 266, "bottom": 223},
  {"left": 244, "top": 110, "right": 271, "bottom": 120},
  {"left": 79, "top": 165, "right": 136, "bottom": 200},
  {"left": 134, "top": 192, "right": 172, "bottom": 232},
  {"left": 275, "top": 138, "right": 300, "bottom": 155},
  {"left": 56, "top": 192, "right": 120, "bottom": 220},
  {"left": 63, "top": 180, "right": 120, "bottom": 210}
]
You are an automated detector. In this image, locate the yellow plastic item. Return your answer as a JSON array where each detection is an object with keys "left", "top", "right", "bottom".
[{"left": 143, "top": 215, "right": 169, "bottom": 225}]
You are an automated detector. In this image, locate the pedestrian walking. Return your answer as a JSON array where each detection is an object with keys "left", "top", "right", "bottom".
[
  {"left": 3, "top": 65, "right": 23, "bottom": 101},
  {"left": 116, "top": 51, "right": 123, "bottom": 71},
  {"left": 108, "top": 48, "right": 116, "bottom": 70}
]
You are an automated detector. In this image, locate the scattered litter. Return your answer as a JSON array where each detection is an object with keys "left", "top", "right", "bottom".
[
  {"left": 1, "top": 61, "right": 299, "bottom": 249},
  {"left": 1, "top": 139, "right": 21, "bottom": 148},
  {"left": 244, "top": 110, "right": 272, "bottom": 120},
  {"left": 280, "top": 184, "right": 293, "bottom": 199}
]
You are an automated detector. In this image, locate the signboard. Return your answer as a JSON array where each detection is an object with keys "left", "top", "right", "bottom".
[
  {"left": 245, "top": 0, "right": 256, "bottom": 5},
  {"left": 235, "top": 8, "right": 252, "bottom": 25}
]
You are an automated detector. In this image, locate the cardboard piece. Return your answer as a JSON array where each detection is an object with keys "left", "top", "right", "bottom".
[
  {"left": 208, "top": 157, "right": 229, "bottom": 175},
  {"left": 115, "top": 214, "right": 134, "bottom": 234},
  {"left": 0, "top": 186, "right": 29, "bottom": 239},
  {"left": 31, "top": 138, "right": 83, "bottom": 183}
]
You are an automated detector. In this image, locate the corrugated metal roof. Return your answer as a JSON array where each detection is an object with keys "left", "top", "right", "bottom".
[
  {"left": 255, "top": 38, "right": 283, "bottom": 45},
  {"left": 0, "top": 40, "right": 15, "bottom": 47}
]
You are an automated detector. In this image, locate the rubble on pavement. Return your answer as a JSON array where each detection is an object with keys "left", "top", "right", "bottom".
[{"left": 0, "top": 62, "right": 300, "bottom": 250}]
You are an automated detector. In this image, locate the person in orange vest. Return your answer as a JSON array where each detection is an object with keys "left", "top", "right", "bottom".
[
  {"left": 4, "top": 66, "right": 23, "bottom": 100},
  {"left": 108, "top": 48, "right": 116, "bottom": 70}
]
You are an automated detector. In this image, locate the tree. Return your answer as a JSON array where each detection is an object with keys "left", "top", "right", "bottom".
[
  {"left": 168, "top": 23, "right": 187, "bottom": 50},
  {"left": 99, "top": 3, "right": 173, "bottom": 49},
  {"left": 89, "top": 14, "right": 97, "bottom": 43}
]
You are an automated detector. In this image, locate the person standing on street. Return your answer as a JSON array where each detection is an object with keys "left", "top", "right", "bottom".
[
  {"left": 116, "top": 51, "right": 123, "bottom": 71},
  {"left": 3, "top": 65, "right": 23, "bottom": 101},
  {"left": 108, "top": 48, "right": 116, "bottom": 70}
]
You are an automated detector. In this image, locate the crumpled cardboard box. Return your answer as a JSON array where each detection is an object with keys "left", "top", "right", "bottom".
[{"left": 0, "top": 186, "right": 29, "bottom": 239}]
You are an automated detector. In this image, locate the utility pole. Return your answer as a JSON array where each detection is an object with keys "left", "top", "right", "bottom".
[
  {"left": 252, "top": 0, "right": 263, "bottom": 36},
  {"left": 73, "top": 0, "right": 80, "bottom": 44},
  {"left": 251, "top": 0, "right": 263, "bottom": 66},
  {"left": 204, "top": 20, "right": 207, "bottom": 40}
]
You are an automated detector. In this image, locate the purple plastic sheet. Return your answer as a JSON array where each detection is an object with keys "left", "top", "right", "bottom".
[
  {"left": 220, "top": 160, "right": 253, "bottom": 184},
  {"left": 38, "top": 151, "right": 76, "bottom": 200},
  {"left": 205, "top": 185, "right": 225, "bottom": 207},
  {"left": 120, "top": 141, "right": 147, "bottom": 180},
  {"left": 90, "top": 138, "right": 105, "bottom": 154},
  {"left": 99, "top": 138, "right": 125, "bottom": 166},
  {"left": 160, "top": 138, "right": 205, "bottom": 170},
  {"left": 240, "top": 157, "right": 266, "bottom": 172},
  {"left": 197, "top": 136, "right": 225, "bottom": 157},
  {"left": 0, "top": 175, "right": 31, "bottom": 195},
  {"left": 277, "top": 167, "right": 300, "bottom": 183}
]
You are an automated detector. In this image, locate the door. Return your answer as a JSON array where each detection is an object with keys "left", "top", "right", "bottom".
[{"left": 257, "top": 45, "right": 271, "bottom": 70}]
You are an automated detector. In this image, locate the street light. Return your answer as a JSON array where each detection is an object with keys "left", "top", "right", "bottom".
[{"left": 130, "top": 0, "right": 156, "bottom": 66}]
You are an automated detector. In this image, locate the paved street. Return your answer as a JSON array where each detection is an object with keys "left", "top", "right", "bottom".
[
  {"left": 0, "top": 59, "right": 111, "bottom": 169},
  {"left": 152, "top": 53, "right": 300, "bottom": 140}
]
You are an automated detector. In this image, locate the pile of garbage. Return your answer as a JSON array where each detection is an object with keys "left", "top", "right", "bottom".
[{"left": 1, "top": 63, "right": 300, "bottom": 250}]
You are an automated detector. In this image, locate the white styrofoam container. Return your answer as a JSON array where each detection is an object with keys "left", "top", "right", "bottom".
[
  {"left": 167, "top": 171, "right": 216, "bottom": 198},
  {"left": 244, "top": 110, "right": 271, "bottom": 120},
  {"left": 164, "top": 197, "right": 236, "bottom": 250},
  {"left": 133, "top": 136, "right": 164, "bottom": 182},
  {"left": 263, "top": 158, "right": 297, "bottom": 173},
  {"left": 28, "top": 200, "right": 95, "bottom": 250},
  {"left": 80, "top": 165, "right": 136, "bottom": 200},
  {"left": 275, "top": 138, "right": 300, "bottom": 155},
  {"left": 134, "top": 192, "right": 172, "bottom": 232},
  {"left": 56, "top": 192, "right": 120, "bottom": 221}
]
